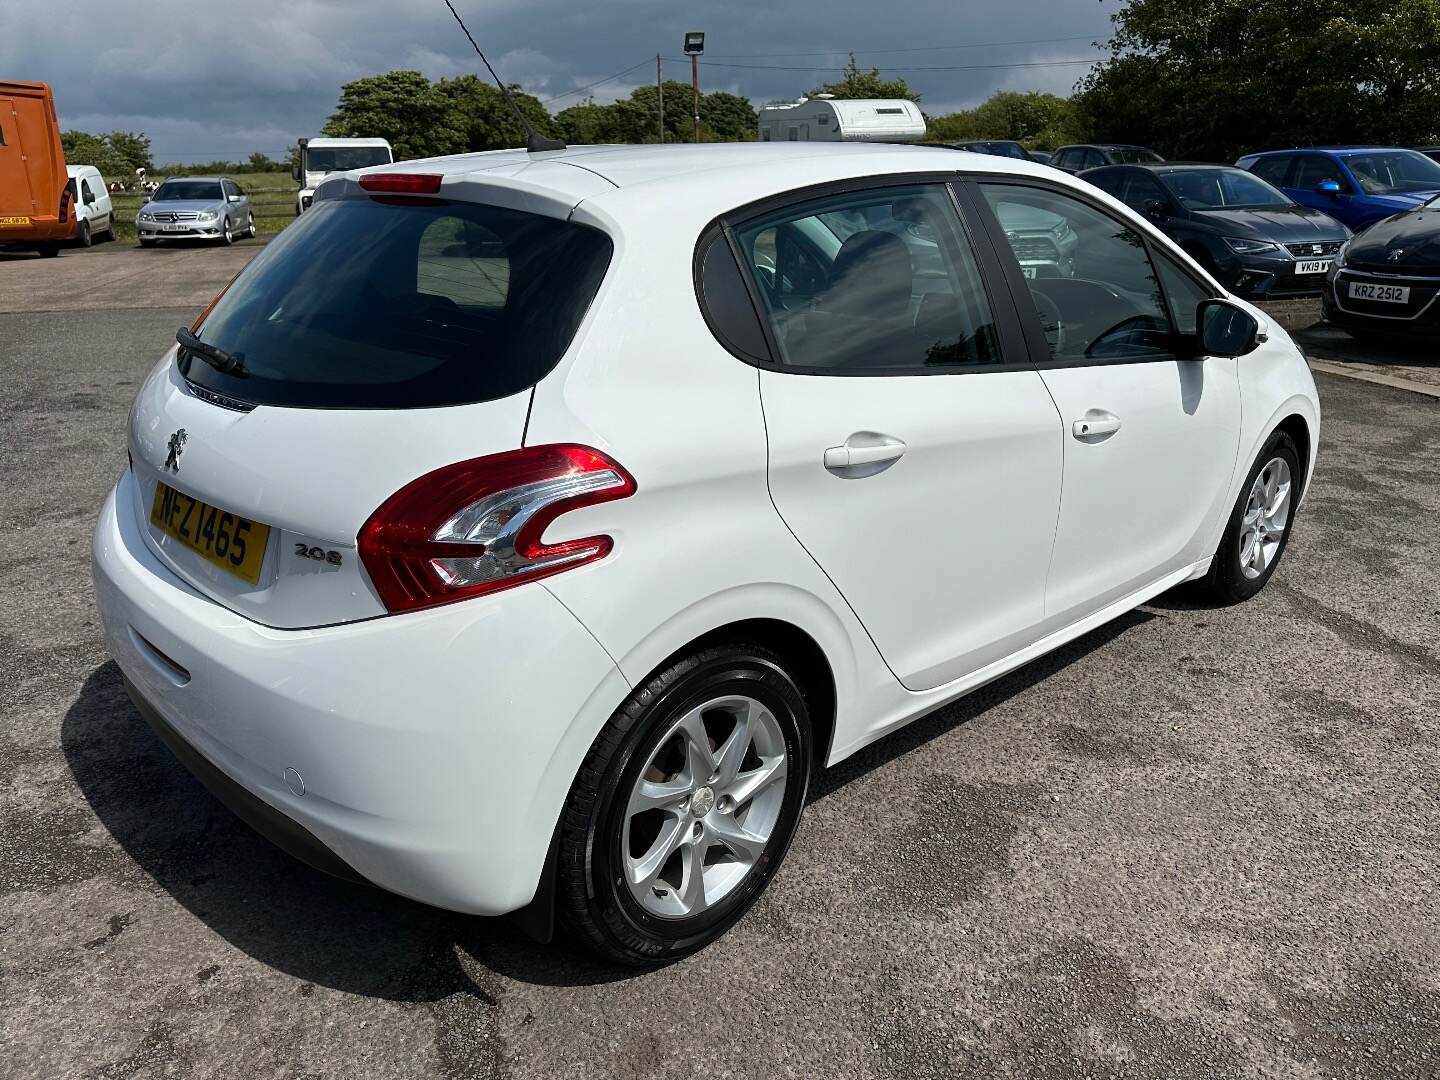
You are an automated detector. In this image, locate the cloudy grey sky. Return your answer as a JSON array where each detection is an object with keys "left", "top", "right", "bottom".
[{"left": 3, "top": 0, "right": 1122, "bottom": 163}]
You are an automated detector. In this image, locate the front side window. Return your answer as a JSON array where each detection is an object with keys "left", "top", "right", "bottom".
[
  {"left": 980, "top": 183, "right": 1173, "bottom": 363},
  {"left": 1292, "top": 155, "right": 1351, "bottom": 193},
  {"left": 1118, "top": 172, "right": 1168, "bottom": 213},
  {"left": 731, "top": 184, "right": 1002, "bottom": 372},
  {"left": 1154, "top": 252, "right": 1214, "bottom": 335},
  {"left": 183, "top": 197, "right": 613, "bottom": 409}
]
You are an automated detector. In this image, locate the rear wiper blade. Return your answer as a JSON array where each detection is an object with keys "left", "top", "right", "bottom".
[{"left": 176, "top": 326, "right": 245, "bottom": 376}]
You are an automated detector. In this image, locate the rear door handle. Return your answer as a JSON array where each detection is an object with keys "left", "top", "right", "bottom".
[
  {"left": 1072, "top": 411, "right": 1121, "bottom": 441},
  {"left": 824, "top": 433, "right": 907, "bottom": 474}
]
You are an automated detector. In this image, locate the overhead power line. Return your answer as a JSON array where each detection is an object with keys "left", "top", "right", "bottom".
[
  {"left": 701, "top": 32, "right": 1111, "bottom": 59},
  {"left": 662, "top": 57, "right": 1106, "bottom": 73},
  {"left": 539, "top": 58, "right": 656, "bottom": 105}
]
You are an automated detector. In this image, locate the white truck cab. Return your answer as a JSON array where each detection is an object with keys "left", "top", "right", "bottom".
[
  {"left": 292, "top": 137, "right": 393, "bottom": 214},
  {"left": 66, "top": 164, "right": 114, "bottom": 246}
]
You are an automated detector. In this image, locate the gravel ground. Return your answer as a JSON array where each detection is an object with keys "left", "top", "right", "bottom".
[{"left": 1, "top": 247, "right": 1437, "bottom": 1080}]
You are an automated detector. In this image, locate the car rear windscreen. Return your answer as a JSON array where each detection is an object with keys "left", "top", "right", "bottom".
[{"left": 181, "top": 197, "right": 613, "bottom": 409}]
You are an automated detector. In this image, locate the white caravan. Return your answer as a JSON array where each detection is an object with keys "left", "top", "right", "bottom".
[
  {"left": 757, "top": 96, "right": 925, "bottom": 143},
  {"left": 292, "top": 137, "right": 393, "bottom": 214}
]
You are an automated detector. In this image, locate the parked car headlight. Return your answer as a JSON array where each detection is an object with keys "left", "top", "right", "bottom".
[
  {"left": 1223, "top": 236, "right": 1278, "bottom": 255},
  {"left": 1333, "top": 238, "right": 1351, "bottom": 268},
  {"left": 197, "top": 211, "right": 218, "bottom": 221},
  {"left": 138, "top": 211, "right": 155, "bottom": 222}
]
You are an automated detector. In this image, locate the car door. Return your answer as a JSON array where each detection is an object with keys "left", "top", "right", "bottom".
[
  {"left": 1289, "top": 154, "right": 1356, "bottom": 226},
  {"left": 971, "top": 179, "right": 1242, "bottom": 626},
  {"left": 726, "top": 179, "right": 1065, "bottom": 692}
]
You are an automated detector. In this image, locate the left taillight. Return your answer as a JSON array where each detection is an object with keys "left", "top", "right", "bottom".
[{"left": 357, "top": 444, "right": 636, "bottom": 614}]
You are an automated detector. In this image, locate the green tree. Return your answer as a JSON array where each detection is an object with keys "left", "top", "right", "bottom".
[
  {"left": 61, "top": 130, "right": 152, "bottom": 177},
  {"left": 557, "top": 82, "right": 757, "bottom": 144},
  {"left": 437, "top": 74, "right": 563, "bottom": 152},
  {"left": 808, "top": 54, "right": 920, "bottom": 102},
  {"left": 323, "top": 70, "right": 465, "bottom": 159},
  {"left": 246, "top": 151, "right": 280, "bottom": 172},
  {"left": 105, "top": 131, "right": 153, "bottom": 174},
  {"left": 1075, "top": 0, "right": 1440, "bottom": 160},
  {"left": 927, "top": 91, "right": 1081, "bottom": 148}
]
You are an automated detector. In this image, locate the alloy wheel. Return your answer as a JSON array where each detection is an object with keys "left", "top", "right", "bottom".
[
  {"left": 1239, "top": 456, "right": 1292, "bottom": 579},
  {"left": 623, "top": 695, "right": 789, "bottom": 919}
]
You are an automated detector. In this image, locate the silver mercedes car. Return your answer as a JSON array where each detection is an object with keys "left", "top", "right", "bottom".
[{"left": 137, "top": 176, "right": 254, "bottom": 247}]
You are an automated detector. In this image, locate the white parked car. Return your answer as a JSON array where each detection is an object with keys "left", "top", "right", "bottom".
[
  {"left": 92, "top": 143, "right": 1319, "bottom": 965},
  {"left": 66, "top": 164, "right": 114, "bottom": 246}
]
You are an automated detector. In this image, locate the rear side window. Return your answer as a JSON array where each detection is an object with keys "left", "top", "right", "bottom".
[
  {"left": 183, "top": 198, "right": 613, "bottom": 409},
  {"left": 729, "top": 184, "right": 1002, "bottom": 372},
  {"left": 1249, "top": 155, "right": 1293, "bottom": 186}
]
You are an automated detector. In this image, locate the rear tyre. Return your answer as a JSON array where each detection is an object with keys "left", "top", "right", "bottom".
[
  {"left": 75, "top": 220, "right": 92, "bottom": 248},
  {"left": 1198, "top": 430, "right": 1302, "bottom": 604},
  {"left": 37, "top": 242, "right": 60, "bottom": 258},
  {"left": 557, "top": 644, "right": 812, "bottom": 967}
]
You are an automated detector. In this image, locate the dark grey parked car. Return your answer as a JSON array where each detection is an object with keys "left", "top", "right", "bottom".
[
  {"left": 1052, "top": 143, "right": 1164, "bottom": 174},
  {"left": 137, "top": 177, "right": 254, "bottom": 247},
  {"left": 1084, "top": 162, "right": 1351, "bottom": 299}
]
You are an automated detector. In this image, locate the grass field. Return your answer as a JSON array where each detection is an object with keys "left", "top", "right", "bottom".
[{"left": 107, "top": 172, "right": 298, "bottom": 240}]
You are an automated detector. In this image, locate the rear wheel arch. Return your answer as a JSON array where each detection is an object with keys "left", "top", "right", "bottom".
[{"left": 1275, "top": 412, "right": 1312, "bottom": 494}]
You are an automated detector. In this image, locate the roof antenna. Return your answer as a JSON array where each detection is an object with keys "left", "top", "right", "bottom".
[{"left": 443, "top": 0, "right": 566, "bottom": 153}]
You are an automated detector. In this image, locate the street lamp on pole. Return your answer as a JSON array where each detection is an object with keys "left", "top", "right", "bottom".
[{"left": 684, "top": 32, "right": 705, "bottom": 143}]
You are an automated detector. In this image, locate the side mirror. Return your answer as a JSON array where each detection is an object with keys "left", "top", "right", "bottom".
[
  {"left": 1142, "top": 198, "right": 1168, "bottom": 219},
  {"left": 227, "top": 194, "right": 242, "bottom": 202},
  {"left": 1316, "top": 179, "right": 1342, "bottom": 198},
  {"left": 1197, "top": 299, "right": 1263, "bottom": 357},
  {"left": 291, "top": 163, "right": 302, "bottom": 183},
  {"left": 83, "top": 191, "right": 96, "bottom": 205}
]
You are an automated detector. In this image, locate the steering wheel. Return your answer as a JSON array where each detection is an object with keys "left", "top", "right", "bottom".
[{"left": 1030, "top": 290, "right": 1066, "bottom": 356}]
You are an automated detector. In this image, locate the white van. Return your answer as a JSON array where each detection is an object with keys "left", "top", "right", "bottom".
[
  {"left": 293, "top": 137, "right": 393, "bottom": 214},
  {"left": 66, "top": 164, "right": 114, "bottom": 246},
  {"left": 757, "top": 97, "right": 926, "bottom": 144}
]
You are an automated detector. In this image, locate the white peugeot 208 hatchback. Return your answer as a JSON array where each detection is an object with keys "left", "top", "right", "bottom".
[{"left": 92, "top": 142, "right": 1319, "bottom": 965}]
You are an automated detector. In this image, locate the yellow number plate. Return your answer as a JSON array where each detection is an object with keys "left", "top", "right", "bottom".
[
  {"left": 149, "top": 481, "right": 270, "bottom": 585},
  {"left": 0, "top": 216, "right": 32, "bottom": 226}
]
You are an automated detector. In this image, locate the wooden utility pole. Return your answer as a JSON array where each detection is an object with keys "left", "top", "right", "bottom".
[
  {"left": 656, "top": 54, "right": 665, "bottom": 143},
  {"left": 690, "top": 54, "right": 700, "bottom": 143}
]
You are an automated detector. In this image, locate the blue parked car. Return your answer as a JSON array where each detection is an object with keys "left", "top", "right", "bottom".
[{"left": 1236, "top": 146, "right": 1440, "bottom": 232}]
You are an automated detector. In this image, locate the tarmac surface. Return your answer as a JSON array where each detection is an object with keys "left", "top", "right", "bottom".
[{"left": 1, "top": 242, "right": 1437, "bottom": 1079}]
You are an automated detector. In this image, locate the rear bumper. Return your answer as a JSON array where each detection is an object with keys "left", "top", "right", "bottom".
[
  {"left": 125, "top": 676, "right": 371, "bottom": 887},
  {"left": 92, "top": 470, "right": 629, "bottom": 915}
]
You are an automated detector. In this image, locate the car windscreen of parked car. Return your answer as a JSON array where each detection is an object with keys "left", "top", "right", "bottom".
[
  {"left": 181, "top": 197, "right": 613, "bottom": 409},
  {"left": 153, "top": 180, "right": 223, "bottom": 201},
  {"left": 1157, "top": 168, "right": 1294, "bottom": 210},
  {"left": 1342, "top": 150, "right": 1440, "bottom": 195},
  {"left": 1108, "top": 148, "right": 1165, "bottom": 164},
  {"left": 305, "top": 146, "right": 393, "bottom": 172}
]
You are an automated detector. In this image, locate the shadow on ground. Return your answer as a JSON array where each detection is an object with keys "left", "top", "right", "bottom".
[{"left": 64, "top": 608, "right": 1155, "bottom": 998}]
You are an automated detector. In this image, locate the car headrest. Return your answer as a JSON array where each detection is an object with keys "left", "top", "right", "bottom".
[{"left": 828, "top": 230, "right": 914, "bottom": 320}]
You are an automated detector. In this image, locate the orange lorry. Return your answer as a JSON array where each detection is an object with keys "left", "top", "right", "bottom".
[{"left": 0, "top": 81, "right": 73, "bottom": 257}]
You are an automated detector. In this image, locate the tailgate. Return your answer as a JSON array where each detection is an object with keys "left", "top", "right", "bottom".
[{"left": 127, "top": 354, "right": 532, "bottom": 629}]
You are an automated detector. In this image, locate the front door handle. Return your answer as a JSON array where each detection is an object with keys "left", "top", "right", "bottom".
[
  {"left": 824, "top": 433, "right": 907, "bottom": 475},
  {"left": 1072, "top": 411, "right": 1121, "bottom": 441}
]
